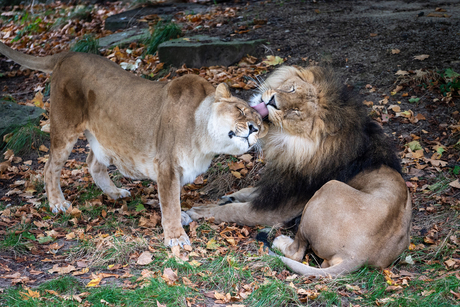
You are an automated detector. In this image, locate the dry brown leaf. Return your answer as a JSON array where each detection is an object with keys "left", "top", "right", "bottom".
[
  {"left": 414, "top": 54, "right": 429, "bottom": 61},
  {"left": 449, "top": 179, "right": 460, "bottom": 189},
  {"left": 137, "top": 251, "right": 153, "bottom": 265},
  {"left": 162, "top": 268, "right": 178, "bottom": 285},
  {"left": 48, "top": 264, "right": 76, "bottom": 275}
]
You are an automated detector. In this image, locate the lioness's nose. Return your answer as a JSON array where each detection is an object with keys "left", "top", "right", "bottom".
[{"left": 248, "top": 122, "right": 258, "bottom": 134}]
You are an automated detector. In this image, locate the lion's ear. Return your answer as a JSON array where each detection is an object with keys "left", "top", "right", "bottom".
[
  {"left": 259, "top": 122, "right": 269, "bottom": 138},
  {"left": 298, "top": 69, "right": 315, "bottom": 84},
  {"left": 215, "top": 83, "right": 232, "bottom": 100}
]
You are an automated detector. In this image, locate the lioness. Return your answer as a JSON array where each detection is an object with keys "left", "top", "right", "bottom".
[
  {"left": 188, "top": 66, "right": 412, "bottom": 276},
  {"left": 0, "top": 42, "right": 265, "bottom": 248}
]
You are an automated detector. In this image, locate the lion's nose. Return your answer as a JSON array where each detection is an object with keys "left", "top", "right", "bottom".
[{"left": 248, "top": 122, "right": 258, "bottom": 134}]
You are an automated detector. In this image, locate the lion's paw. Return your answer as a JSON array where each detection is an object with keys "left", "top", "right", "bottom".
[
  {"left": 186, "top": 205, "right": 218, "bottom": 221},
  {"left": 218, "top": 195, "right": 235, "bottom": 206},
  {"left": 272, "top": 235, "right": 294, "bottom": 254},
  {"left": 181, "top": 211, "right": 192, "bottom": 226},
  {"left": 50, "top": 201, "right": 72, "bottom": 214}
]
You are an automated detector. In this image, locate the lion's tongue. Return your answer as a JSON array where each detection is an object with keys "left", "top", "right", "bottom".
[{"left": 252, "top": 102, "right": 269, "bottom": 118}]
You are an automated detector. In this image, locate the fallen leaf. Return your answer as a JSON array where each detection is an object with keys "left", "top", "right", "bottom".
[
  {"left": 162, "top": 268, "right": 178, "bottom": 285},
  {"left": 449, "top": 180, "right": 460, "bottom": 189},
  {"left": 414, "top": 54, "right": 429, "bottom": 61},
  {"left": 39, "top": 145, "right": 49, "bottom": 152},
  {"left": 392, "top": 49, "right": 400, "bottom": 54},
  {"left": 48, "top": 264, "right": 76, "bottom": 275},
  {"left": 137, "top": 251, "right": 153, "bottom": 265},
  {"left": 86, "top": 277, "right": 102, "bottom": 287},
  {"left": 263, "top": 55, "right": 284, "bottom": 66}
]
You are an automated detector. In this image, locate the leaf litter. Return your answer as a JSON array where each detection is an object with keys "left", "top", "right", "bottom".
[{"left": 0, "top": 1, "right": 459, "bottom": 306}]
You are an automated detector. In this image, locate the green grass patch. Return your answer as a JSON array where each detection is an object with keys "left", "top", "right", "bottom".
[
  {"left": 0, "top": 227, "right": 35, "bottom": 255},
  {"left": 144, "top": 22, "right": 182, "bottom": 55},
  {"left": 248, "top": 278, "right": 298, "bottom": 307},
  {"left": 2, "top": 122, "right": 49, "bottom": 156},
  {"left": 70, "top": 34, "right": 100, "bottom": 54},
  {"left": 68, "top": 234, "right": 148, "bottom": 268}
]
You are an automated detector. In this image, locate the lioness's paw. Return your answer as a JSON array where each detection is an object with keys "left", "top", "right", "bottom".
[
  {"left": 108, "top": 188, "right": 131, "bottom": 200},
  {"left": 272, "top": 235, "right": 294, "bottom": 254},
  {"left": 166, "top": 234, "right": 191, "bottom": 248},
  {"left": 50, "top": 201, "right": 72, "bottom": 214}
]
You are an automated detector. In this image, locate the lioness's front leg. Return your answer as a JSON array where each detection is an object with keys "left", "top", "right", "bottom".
[{"left": 157, "top": 163, "right": 191, "bottom": 248}]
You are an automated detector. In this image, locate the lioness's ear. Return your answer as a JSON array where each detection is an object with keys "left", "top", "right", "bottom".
[
  {"left": 259, "top": 122, "right": 269, "bottom": 138},
  {"left": 215, "top": 83, "right": 232, "bottom": 100}
]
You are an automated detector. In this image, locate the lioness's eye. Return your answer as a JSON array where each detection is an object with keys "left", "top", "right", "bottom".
[{"left": 237, "top": 108, "right": 245, "bottom": 116}]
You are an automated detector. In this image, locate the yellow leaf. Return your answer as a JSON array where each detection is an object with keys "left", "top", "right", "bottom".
[
  {"left": 263, "top": 55, "right": 284, "bottom": 66},
  {"left": 86, "top": 277, "right": 102, "bottom": 287},
  {"left": 206, "top": 239, "right": 219, "bottom": 250},
  {"left": 231, "top": 171, "right": 242, "bottom": 179},
  {"left": 39, "top": 145, "right": 49, "bottom": 152},
  {"left": 188, "top": 260, "right": 202, "bottom": 267},
  {"left": 30, "top": 91, "right": 44, "bottom": 109},
  {"left": 20, "top": 289, "right": 40, "bottom": 300}
]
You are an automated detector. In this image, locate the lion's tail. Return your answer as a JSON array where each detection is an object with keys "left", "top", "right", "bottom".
[
  {"left": 278, "top": 255, "right": 362, "bottom": 277},
  {"left": 0, "top": 41, "right": 63, "bottom": 73}
]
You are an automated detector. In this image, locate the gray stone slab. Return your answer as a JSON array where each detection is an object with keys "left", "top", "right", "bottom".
[
  {"left": 105, "top": 4, "right": 208, "bottom": 31},
  {"left": 98, "top": 28, "right": 150, "bottom": 48},
  {"left": 158, "top": 35, "right": 266, "bottom": 68},
  {"left": 0, "top": 101, "right": 44, "bottom": 138}
]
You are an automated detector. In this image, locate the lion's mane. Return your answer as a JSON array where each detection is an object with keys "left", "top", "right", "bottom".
[{"left": 251, "top": 66, "right": 402, "bottom": 212}]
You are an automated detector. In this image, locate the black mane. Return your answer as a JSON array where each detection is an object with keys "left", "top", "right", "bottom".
[{"left": 251, "top": 87, "right": 402, "bottom": 212}]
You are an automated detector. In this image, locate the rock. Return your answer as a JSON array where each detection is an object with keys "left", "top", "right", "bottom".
[
  {"left": 98, "top": 28, "right": 150, "bottom": 48},
  {"left": 104, "top": 3, "right": 208, "bottom": 31},
  {"left": 158, "top": 35, "right": 266, "bottom": 68},
  {"left": 0, "top": 101, "right": 44, "bottom": 139}
]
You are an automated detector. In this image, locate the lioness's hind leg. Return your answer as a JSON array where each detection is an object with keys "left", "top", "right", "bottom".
[
  {"left": 86, "top": 150, "right": 131, "bottom": 199},
  {"left": 44, "top": 134, "right": 79, "bottom": 213}
]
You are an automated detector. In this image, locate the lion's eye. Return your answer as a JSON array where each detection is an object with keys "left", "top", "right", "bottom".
[
  {"left": 288, "top": 85, "right": 296, "bottom": 93},
  {"left": 237, "top": 108, "right": 245, "bottom": 116}
]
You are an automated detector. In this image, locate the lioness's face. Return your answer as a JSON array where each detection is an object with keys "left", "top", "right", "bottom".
[
  {"left": 213, "top": 96, "right": 265, "bottom": 155},
  {"left": 253, "top": 75, "right": 323, "bottom": 137}
]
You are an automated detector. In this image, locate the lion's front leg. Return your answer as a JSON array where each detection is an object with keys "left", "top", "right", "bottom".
[
  {"left": 187, "top": 201, "right": 296, "bottom": 226},
  {"left": 218, "top": 187, "right": 258, "bottom": 205},
  {"left": 157, "top": 164, "right": 190, "bottom": 248}
]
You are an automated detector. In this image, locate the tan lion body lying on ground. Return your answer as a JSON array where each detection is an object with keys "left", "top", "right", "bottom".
[
  {"left": 188, "top": 66, "right": 412, "bottom": 276},
  {"left": 0, "top": 42, "right": 265, "bottom": 248}
]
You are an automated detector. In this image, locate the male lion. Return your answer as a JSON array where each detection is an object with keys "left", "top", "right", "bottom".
[
  {"left": 0, "top": 42, "right": 266, "bottom": 249},
  {"left": 187, "top": 66, "right": 412, "bottom": 276}
]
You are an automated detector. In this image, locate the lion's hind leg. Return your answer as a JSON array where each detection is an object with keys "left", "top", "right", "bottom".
[
  {"left": 86, "top": 149, "right": 131, "bottom": 200},
  {"left": 44, "top": 133, "right": 79, "bottom": 213}
]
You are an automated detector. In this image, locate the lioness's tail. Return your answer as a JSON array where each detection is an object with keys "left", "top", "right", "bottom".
[
  {"left": 278, "top": 256, "right": 362, "bottom": 277},
  {"left": 0, "top": 41, "right": 63, "bottom": 73}
]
